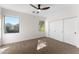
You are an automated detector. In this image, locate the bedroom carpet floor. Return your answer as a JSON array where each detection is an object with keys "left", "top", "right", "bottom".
[{"left": 0, "top": 37, "right": 79, "bottom": 54}]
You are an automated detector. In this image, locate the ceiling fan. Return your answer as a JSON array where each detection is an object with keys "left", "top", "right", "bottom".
[
  {"left": 30, "top": 4, "right": 50, "bottom": 14},
  {"left": 30, "top": 4, "right": 50, "bottom": 10}
]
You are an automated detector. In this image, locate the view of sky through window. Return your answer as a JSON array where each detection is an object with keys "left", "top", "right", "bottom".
[{"left": 5, "top": 16, "right": 19, "bottom": 25}]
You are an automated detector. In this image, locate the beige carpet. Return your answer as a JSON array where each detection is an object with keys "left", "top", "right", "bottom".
[{"left": 0, "top": 37, "right": 79, "bottom": 54}]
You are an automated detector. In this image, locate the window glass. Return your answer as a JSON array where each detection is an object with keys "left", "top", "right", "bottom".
[
  {"left": 5, "top": 16, "right": 19, "bottom": 33},
  {"left": 39, "top": 21, "right": 45, "bottom": 32}
]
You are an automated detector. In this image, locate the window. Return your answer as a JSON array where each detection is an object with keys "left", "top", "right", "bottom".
[
  {"left": 39, "top": 21, "right": 45, "bottom": 32},
  {"left": 4, "top": 16, "right": 19, "bottom": 33}
]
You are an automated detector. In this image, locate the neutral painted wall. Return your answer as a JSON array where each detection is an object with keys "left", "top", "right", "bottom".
[{"left": 1, "top": 8, "right": 45, "bottom": 44}]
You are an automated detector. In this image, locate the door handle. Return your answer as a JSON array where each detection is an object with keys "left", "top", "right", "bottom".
[{"left": 74, "top": 32, "right": 76, "bottom": 34}]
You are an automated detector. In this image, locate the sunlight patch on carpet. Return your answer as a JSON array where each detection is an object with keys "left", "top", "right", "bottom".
[
  {"left": 0, "top": 47, "right": 9, "bottom": 53},
  {"left": 37, "top": 40, "right": 47, "bottom": 51}
]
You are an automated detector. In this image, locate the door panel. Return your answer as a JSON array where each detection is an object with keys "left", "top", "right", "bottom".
[
  {"left": 0, "top": 16, "right": 1, "bottom": 46},
  {"left": 74, "top": 19, "right": 79, "bottom": 47},
  {"left": 49, "top": 20, "right": 63, "bottom": 41},
  {"left": 49, "top": 21, "right": 57, "bottom": 39},
  {"left": 64, "top": 19, "right": 76, "bottom": 45}
]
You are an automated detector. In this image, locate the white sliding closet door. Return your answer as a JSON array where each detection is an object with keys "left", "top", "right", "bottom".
[
  {"left": 0, "top": 16, "right": 1, "bottom": 46},
  {"left": 74, "top": 19, "right": 79, "bottom": 47},
  {"left": 49, "top": 21, "right": 57, "bottom": 39},
  {"left": 49, "top": 20, "right": 63, "bottom": 41},
  {"left": 0, "top": 8, "right": 2, "bottom": 46},
  {"left": 64, "top": 18, "right": 76, "bottom": 45}
]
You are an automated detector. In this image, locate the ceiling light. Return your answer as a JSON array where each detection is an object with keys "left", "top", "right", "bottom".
[{"left": 37, "top": 10, "right": 41, "bottom": 12}]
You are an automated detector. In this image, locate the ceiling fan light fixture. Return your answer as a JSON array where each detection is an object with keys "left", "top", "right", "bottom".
[
  {"left": 37, "top": 9, "right": 41, "bottom": 12},
  {"left": 32, "top": 11, "right": 40, "bottom": 14}
]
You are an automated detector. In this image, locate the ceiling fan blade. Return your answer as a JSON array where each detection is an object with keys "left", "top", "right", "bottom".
[
  {"left": 30, "top": 4, "right": 38, "bottom": 9},
  {"left": 38, "top": 4, "right": 41, "bottom": 9},
  {"left": 40, "top": 7, "right": 50, "bottom": 10}
]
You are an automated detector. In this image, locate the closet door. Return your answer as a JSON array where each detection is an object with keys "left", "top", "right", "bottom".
[
  {"left": 74, "top": 19, "right": 79, "bottom": 47},
  {"left": 0, "top": 8, "right": 2, "bottom": 46},
  {"left": 49, "top": 21, "right": 57, "bottom": 39},
  {"left": 49, "top": 20, "right": 63, "bottom": 41},
  {"left": 64, "top": 19, "right": 75, "bottom": 45},
  {"left": 0, "top": 16, "right": 1, "bottom": 46}
]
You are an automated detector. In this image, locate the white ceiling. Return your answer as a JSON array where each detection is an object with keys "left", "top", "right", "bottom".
[
  {"left": 0, "top": 4, "right": 54, "bottom": 18},
  {"left": 0, "top": 4, "right": 79, "bottom": 18}
]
